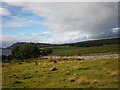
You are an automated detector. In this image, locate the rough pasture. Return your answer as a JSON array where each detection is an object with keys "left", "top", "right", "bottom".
[{"left": 2, "top": 57, "right": 119, "bottom": 88}]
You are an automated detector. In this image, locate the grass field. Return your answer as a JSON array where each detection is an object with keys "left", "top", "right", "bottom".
[
  {"left": 2, "top": 57, "right": 119, "bottom": 88},
  {"left": 48, "top": 44, "right": 119, "bottom": 56}
]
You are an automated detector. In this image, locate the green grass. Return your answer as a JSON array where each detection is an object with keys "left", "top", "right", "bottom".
[
  {"left": 48, "top": 44, "right": 119, "bottom": 56},
  {"left": 2, "top": 58, "right": 119, "bottom": 88}
]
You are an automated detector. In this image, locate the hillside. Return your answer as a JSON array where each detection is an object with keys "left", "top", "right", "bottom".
[
  {"left": 64, "top": 37, "right": 120, "bottom": 47},
  {"left": 48, "top": 44, "right": 119, "bottom": 56}
]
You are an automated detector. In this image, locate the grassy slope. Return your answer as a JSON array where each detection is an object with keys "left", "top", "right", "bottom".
[
  {"left": 2, "top": 58, "right": 119, "bottom": 88},
  {"left": 48, "top": 44, "right": 119, "bottom": 56},
  {"left": 73, "top": 37, "right": 120, "bottom": 47}
]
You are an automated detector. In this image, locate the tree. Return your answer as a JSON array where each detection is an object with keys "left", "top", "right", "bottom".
[
  {"left": 7, "top": 55, "right": 13, "bottom": 60},
  {"left": 12, "top": 43, "right": 40, "bottom": 59},
  {"left": 12, "top": 45, "right": 21, "bottom": 59},
  {"left": 2, "top": 55, "right": 7, "bottom": 61}
]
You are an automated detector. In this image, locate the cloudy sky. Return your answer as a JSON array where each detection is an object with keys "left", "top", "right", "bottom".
[{"left": 0, "top": 1, "right": 119, "bottom": 48}]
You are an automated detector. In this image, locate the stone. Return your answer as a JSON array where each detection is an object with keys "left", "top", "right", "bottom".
[
  {"left": 70, "top": 79, "right": 75, "bottom": 82},
  {"left": 50, "top": 67, "right": 58, "bottom": 71}
]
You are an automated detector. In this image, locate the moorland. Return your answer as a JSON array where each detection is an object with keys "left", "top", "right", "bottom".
[{"left": 2, "top": 37, "right": 119, "bottom": 88}]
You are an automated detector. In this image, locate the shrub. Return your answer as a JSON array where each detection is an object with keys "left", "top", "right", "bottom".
[{"left": 39, "top": 48, "right": 52, "bottom": 56}]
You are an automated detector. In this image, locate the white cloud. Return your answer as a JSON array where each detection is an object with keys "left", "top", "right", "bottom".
[
  {"left": 42, "top": 31, "right": 49, "bottom": 34},
  {"left": 112, "top": 27, "right": 120, "bottom": 33},
  {"left": 1, "top": 35, "right": 25, "bottom": 48},
  {"left": 7, "top": 2, "right": 117, "bottom": 30},
  {"left": 0, "top": 8, "right": 11, "bottom": 16},
  {"left": 3, "top": 2, "right": 119, "bottom": 46},
  {"left": 1, "top": 35, "right": 41, "bottom": 48},
  {"left": 1, "top": 33, "right": 52, "bottom": 47}
]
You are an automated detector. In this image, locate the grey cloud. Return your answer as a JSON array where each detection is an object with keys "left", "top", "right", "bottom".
[
  {"left": 19, "top": 2, "right": 118, "bottom": 35},
  {"left": 89, "top": 30, "right": 119, "bottom": 40},
  {"left": 4, "top": 2, "right": 119, "bottom": 45}
]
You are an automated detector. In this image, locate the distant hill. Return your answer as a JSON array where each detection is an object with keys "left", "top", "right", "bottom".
[
  {"left": 6, "top": 42, "right": 52, "bottom": 49},
  {"left": 70, "top": 37, "right": 120, "bottom": 47}
]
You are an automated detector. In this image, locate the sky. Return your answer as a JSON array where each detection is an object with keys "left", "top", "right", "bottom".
[{"left": 0, "top": 1, "right": 119, "bottom": 48}]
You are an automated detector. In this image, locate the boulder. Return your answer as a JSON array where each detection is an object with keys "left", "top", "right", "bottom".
[{"left": 50, "top": 67, "right": 58, "bottom": 71}]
